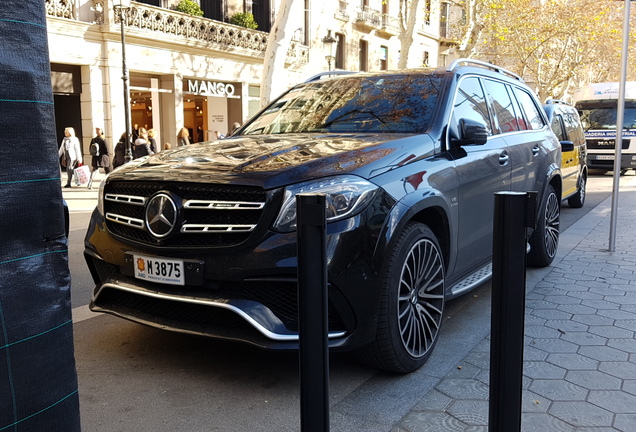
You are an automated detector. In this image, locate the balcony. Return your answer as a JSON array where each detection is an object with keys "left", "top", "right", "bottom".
[
  {"left": 377, "top": 14, "right": 400, "bottom": 37},
  {"left": 354, "top": 6, "right": 381, "bottom": 32},
  {"left": 44, "top": 0, "right": 308, "bottom": 64},
  {"left": 334, "top": 0, "right": 349, "bottom": 22}
]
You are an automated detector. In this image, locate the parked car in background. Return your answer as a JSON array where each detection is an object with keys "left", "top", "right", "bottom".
[
  {"left": 85, "top": 59, "right": 564, "bottom": 373},
  {"left": 544, "top": 100, "right": 587, "bottom": 208}
]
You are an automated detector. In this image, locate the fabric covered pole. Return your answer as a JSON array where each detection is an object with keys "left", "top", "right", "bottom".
[{"left": 0, "top": 1, "right": 81, "bottom": 431}]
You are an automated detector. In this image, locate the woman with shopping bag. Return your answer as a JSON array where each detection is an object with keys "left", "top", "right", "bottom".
[{"left": 58, "top": 126, "right": 83, "bottom": 188}]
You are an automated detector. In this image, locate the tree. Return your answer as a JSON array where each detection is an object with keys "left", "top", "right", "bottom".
[
  {"left": 397, "top": 0, "right": 421, "bottom": 69},
  {"left": 452, "top": 0, "right": 636, "bottom": 100},
  {"left": 260, "top": 0, "right": 294, "bottom": 108}
]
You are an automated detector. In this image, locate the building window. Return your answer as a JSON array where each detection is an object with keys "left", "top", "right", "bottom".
[
  {"left": 359, "top": 39, "right": 368, "bottom": 72},
  {"left": 248, "top": 86, "right": 261, "bottom": 118},
  {"left": 380, "top": 45, "right": 388, "bottom": 70},
  {"left": 440, "top": 1, "right": 450, "bottom": 38},
  {"left": 335, "top": 32, "right": 346, "bottom": 70}
]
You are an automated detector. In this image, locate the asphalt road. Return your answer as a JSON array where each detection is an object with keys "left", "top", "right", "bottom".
[{"left": 67, "top": 173, "right": 623, "bottom": 431}]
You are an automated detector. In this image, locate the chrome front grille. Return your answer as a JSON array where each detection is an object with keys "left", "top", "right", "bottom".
[{"left": 104, "top": 181, "right": 270, "bottom": 247}]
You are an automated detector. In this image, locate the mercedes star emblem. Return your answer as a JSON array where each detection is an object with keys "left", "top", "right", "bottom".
[{"left": 145, "top": 193, "right": 177, "bottom": 238}]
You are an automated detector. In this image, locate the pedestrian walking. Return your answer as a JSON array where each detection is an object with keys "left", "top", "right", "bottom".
[
  {"left": 58, "top": 126, "right": 82, "bottom": 188},
  {"left": 87, "top": 127, "right": 111, "bottom": 189},
  {"left": 177, "top": 127, "right": 190, "bottom": 147},
  {"left": 147, "top": 128, "right": 158, "bottom": 153},
  {"left": 133, "top": 127, "right": 154, "bottom": 159},
  {"left": 113, "top": 132, "right": 127, "bottom": 169}
]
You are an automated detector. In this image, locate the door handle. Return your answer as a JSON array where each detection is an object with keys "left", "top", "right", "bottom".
[
  {"left": 499, "top": 152, "right": 509, "bottom": 166},
  {"left": 532, "top": 146, "right": 540, "bottom": 157}
]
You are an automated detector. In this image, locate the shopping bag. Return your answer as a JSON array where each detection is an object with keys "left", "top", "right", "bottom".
[{"left": 73, "top": 164, "right": 90, "bottom": 185}]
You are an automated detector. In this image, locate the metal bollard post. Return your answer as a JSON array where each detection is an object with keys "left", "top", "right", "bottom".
[
  {"left": 488, "top": 191, "right": 537, "bottom": 432},
  {"left": 297, "top": 193, "right": 330, "bottom": 432}
]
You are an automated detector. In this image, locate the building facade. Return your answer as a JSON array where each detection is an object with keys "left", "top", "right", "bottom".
[{"left": 46, "top": 0, "right": 447, "bottom": 158}]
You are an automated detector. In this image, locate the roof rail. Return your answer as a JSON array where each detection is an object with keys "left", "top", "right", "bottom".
[
  {"left": 544, "top": 99, "right": 571, "bottom": 106},
  {"left": 304, "top": 70, "right": 357, "bottom": 83},
  {"left": 448, "top": 58, "right": 523, "bottom": 82}
]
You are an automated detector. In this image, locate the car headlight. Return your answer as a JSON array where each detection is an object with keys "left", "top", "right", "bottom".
[
  {"left": 272, "top": 175, "right": 378, "bottom": 232},
  {"left": 97, "top": 177, "right": 107, "bottom": 216}
]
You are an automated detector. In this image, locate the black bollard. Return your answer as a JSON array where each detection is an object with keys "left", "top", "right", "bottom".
[
  {"left": 297, "top": 193, "right": 330, "bottom": 432},
  {"left": 488, "top": 191, "right": 537, "bottom": 432}
]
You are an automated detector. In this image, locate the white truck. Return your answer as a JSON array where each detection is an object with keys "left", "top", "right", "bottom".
[{"left": 574, "top": 82, "right": 636, "bottom": 173}]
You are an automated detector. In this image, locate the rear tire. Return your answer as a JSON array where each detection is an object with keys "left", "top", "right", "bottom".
[
  {"left": 567, "top": 174, "right": 586, "bottom": 208},
  {"left": 528, "top": 184, "right": 560, "bottom": 267},
  {"left": 355, "top": 222, "right": 445, "bottom": 373}
]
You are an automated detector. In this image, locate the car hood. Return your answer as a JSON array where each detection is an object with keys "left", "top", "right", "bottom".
[{"left": 111, "top": 133, "right": 435, "bottom": 189}]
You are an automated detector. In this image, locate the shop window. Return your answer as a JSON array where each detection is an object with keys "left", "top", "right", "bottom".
[{"left": 248, "top": 86, "right": 261, "bottom": 118}]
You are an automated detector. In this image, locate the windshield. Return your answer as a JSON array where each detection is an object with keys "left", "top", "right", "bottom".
[
  {"left": 241, "top": 74, "right": 444, "bottom": 135},
  {"left": 578, "top": 104, "right": 636, "bottom": 131}
]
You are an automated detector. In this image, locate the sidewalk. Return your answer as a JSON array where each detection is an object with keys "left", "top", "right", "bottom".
[
  {"left": 60, "top": 168, "right": 103, "bottom": 212},
  {"left": 395, "top": 177, "right": 636, "bottom": 432}
]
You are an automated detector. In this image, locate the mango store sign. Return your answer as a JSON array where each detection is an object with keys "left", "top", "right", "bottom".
[{"left": 187, "top": 80, "right": 237, "bottom": 98}]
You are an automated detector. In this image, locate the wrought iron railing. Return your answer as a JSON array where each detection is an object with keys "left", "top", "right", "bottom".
[{"left": 44, "top": 0, "right": 308, "bottom": 63}]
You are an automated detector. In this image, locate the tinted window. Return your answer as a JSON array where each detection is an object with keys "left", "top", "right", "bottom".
[
  {"left": 242, "top": 75, "right": 444, "bottom": 135},
  {"left": 483, "top": 79, "right": 519, "bottom": 134},
  {"left": 512, "top": 87, "right": 545, "bottom": 130},
  {"left": 452, "top": 77, "right": 492, "bottom": 135},
  {"left": 550, "top": 114, "right": 565, "bottom": 141}
]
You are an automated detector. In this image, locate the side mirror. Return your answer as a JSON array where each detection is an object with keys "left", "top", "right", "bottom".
[
  {"left": 560, "top": 140, "right": 575, "bottom": 152},
  {"left": 452, "top": 118, "right": 488, "bottom": 146}
]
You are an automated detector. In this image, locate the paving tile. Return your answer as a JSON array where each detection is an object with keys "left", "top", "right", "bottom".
[
  {"left": 571, "top": 314, "right": 615, "bottom": 326},
  {"left": 614, "top": 319, "right": 636, "bottom": 332},
  {"left": 528, "top": 337, "right": 579, "bottom": 354},
  {"left": 530, "top": 379, "right": 588, "bottom": 401},
  {"left": 579, "top": 346, "right": 630, "bottom": 362},
  {"left": 398, "top": 411, "right": 467, "bottom": 432},
  {"left": 588, "top": 325, "right": 633, "bottom": 339},
  {"left": 544, "top": 320, "right": 589, "bottom": 333},
  {"left": 580, "top": 299, "right": 621, "bottom": 310},
  {"left": 410, "top": 389, "right": 452, "bottom": 411},
  {"left": 599, "top": 361, "right": 636, "bottom": 380},
  {"left": 587, "top": 390, "right": 636, "bottom": 414},
  {"left": 522, "top": 389, "right": 550, "bottom": 413},
  {"left": 436, "top": 378, "right": 489, "bottom": 400},
  {"left": 463, "top": 351, "right": 489, "bottom": 369},
  {"left": 523, "top": 361, "right": 566, "bottom": 379},
  {"left": 520, "top": 412, "right": 575, "bottom": 432},
  {"left": 566, "top": 370, "right": 622, "bottom": 391},
  {"left": 530, "top": 309, "right": 573, "bottom": 320},
  {"left": 545, "top": 295, "right": 582, "bottom": 305},
  {"left": 560, "top": 331, "right": 608, "bottom": 347},
  {"left": 567, "top": 291, "right": 604, "bottom": 301},
  {"left": 546, "top": 353, "right": 599, "bottom": 371},
  {"left": 524, "top": 314, "right": 547, "bottom": 326},
  {"left": 614, "top": 413, "right": 636, "bottom": 432},
  {"left": 526, "top": 299, "right": 559, "bottom": 310},
  {"left": 558, "top": 304, "right": 600, "bottom": 315},
  {"left": 445, "top": 363, "right": 481, "bottom": 379},
  {"left": 524, "top": 345, "right": 549, "bottom": 361},
  {"left": 446, "top": 400, "right": 489, "bottom": 426},
  {"left": 607, "top": 338, "right": 636, "bottom": 353},
  {"left": 549, "top": 401, "right": 613, "bottom": 427},
  {"left": 621, "top": 380, "right": 636, "bottom": 397},
  {"left": 596, "top": 309, "right": 636, "bottom": 320},
  {"left": 525, "top": 325, "right": 563, "bottom": 338}
]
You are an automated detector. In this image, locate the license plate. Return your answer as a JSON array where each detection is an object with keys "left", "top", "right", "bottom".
[
  {"left": 596, "top": 155, "right": 614, "bottom": 160},
  {"left": 133, "top": 254, "right": 185, "bottom": 286}
]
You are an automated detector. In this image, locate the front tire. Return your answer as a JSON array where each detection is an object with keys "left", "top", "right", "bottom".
[
  {"left": 528, "top": 184, "right": 560, "bottom": 267},
  {"left": 356, "top": 222, "right": 445, "bottom": 373},
  {"left": 567, "top": 174, "right": 586, "bottom": 208}
]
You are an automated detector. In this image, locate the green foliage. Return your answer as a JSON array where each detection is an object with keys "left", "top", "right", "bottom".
[
  {"left": 229, "top": 12, "right": 258, "bottom": 30},
  {"left": 172, "top": 0, "right": 204, "bottom": 17}
]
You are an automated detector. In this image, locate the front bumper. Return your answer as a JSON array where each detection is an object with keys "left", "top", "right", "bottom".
[{"left": 84, "top": 190, "right": 395, "bottom": 351}]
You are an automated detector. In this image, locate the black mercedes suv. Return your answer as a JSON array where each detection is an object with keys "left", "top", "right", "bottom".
[{"left": 84, "top": 59, "right": 563, "bottom": 373}]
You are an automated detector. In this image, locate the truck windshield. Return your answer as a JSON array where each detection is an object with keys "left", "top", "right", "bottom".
[
  {"left": 242, "top": 74, "right": 444, "bottom": 135},
  {"left": 578, "top": 103, "right": 636, "bottom": 131}
]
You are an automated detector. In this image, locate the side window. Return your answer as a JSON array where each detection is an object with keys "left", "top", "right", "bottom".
[
  {"left": 483, "top": 79, "right": 519, "bottom": 134},
  {"left": 562, "top": 109, "right": 584, "bottom": 144},
  {"left": 550, "top": 114, "right": 565, "bottom": 141},
  {"left": 512, "top": 87, "right": 545, "bottom": 130},
  {"left": 451, "top": 77, "right": 492, "bottom": 137}
]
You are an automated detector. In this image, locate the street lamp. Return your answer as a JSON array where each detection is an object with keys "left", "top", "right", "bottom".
[
  {"left": 113, "top": 0, "right": 133, "bottom": 163},
  {"left": 321, "top": 30, "right": 337, "bottom": 70}
]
